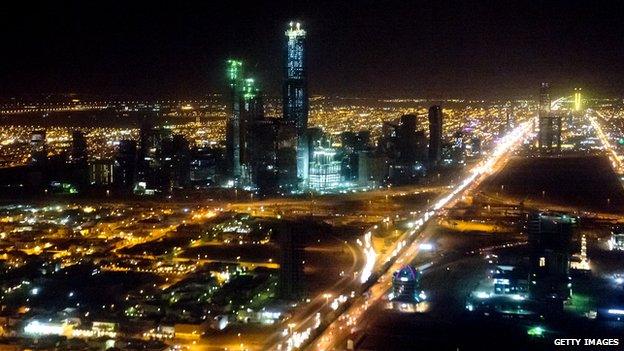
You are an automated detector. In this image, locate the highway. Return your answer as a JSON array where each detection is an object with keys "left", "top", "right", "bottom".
[
  {"left": 299, "top": 120, "right": 533, "bottom": 351},
  {"left": 588, "top": 109, "right": 624, "bottom": 175}
]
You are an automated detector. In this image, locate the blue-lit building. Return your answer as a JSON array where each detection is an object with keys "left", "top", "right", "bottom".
[
  {"left": 283, "top": 21, "right": 309, "bottom": 185},
  {"left": 391, "top": 265, "right": 425, "bottom": 303}
]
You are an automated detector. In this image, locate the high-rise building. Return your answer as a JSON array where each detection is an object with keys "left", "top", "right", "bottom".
[
  {"left": 29, "top": 130, "right": 47, "bottom": 166},
  {"left": 161, "top": 134, "right": 191, "bottom": 190},
  {"left": 190, "top": 147, "right": 221, "bottom": 188},
  {"left": 89, "top": 159, "right": 114, "bottom": 186},
  {"left": 539, "top": 82, "right": 551, "bottom": 114},
  {"left": 278, "top": 223, "right": 303, "bottom": 300},
  {"left": 114, "top": 140, "right": 137, "bottom": 190},
  {"left": 428, "top": 106, "right": 443, "bottom": 164},
  {"left": 250, "top": 118, "right": 279, "bottom": 194},
  {"left": 226, "top": 59, "right": 244, "bottom": 183},
  {"left": 69, "top": 130, "right": 89, "bottom": 190},
  {"left": 574, "top": 88, "right": 582, "bottom": 112},
  {"left": 136, "top": 126, "right": 172, "bottom": 193},
  {"left": 69, "top": 131, "right": 88, "bottom": 165},
  {"left": 308, "top": 145, "right": 341, "bottom": 191},
  {"left": 240, "top": 78, "right": 264, "bottom": 186},
  {"left": 275, "top": 121, "right": 298, "bottom": 191},
  {"left": 527, "top": 212, "right": 574, "bottom": 304},
  {"left": 527, "top": 212, "right": 575, "bottom": 303},
  {"left": 283, "top": 21, "right": 309, "bottom": 184},
  {"left": 538, "top": 113, "right": 562, "bottom": 152}
]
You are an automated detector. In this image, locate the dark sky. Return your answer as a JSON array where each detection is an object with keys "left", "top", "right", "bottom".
[{"left": 2, "top": 0, "right": 624, "bottom": 99}]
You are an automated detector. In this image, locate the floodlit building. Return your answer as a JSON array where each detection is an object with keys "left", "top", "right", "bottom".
[{"left": 308, "top": 146, "right": 341, "bottom": 191}]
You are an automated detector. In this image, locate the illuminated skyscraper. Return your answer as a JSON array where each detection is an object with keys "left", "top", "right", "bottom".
[
  {"left": 539, "top": 82, "right": 551, "bottom": 114},
  {"left": 283, "top": 21, "right": 309, "bottom": 184},
  {"left": 574, "top": 88, "right": 582, "bottom": 112},
  {"left": 308, "top": 146, "right": 341, "bottom": 191},
  {"left": 226, "top": 59, "right": 244, "bottom": 183},
  {"left": 428, "top": 105, "right": 443, "bottom": 164}
]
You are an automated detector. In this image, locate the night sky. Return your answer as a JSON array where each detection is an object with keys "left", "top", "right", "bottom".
[{"left": 2, "top": 0, "right": 624, "bottom": 99}]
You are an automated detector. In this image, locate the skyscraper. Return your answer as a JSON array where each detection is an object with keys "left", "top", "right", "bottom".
[
  {"left": 527, "top": 212, "right": 574, "bottom": 304},
  {"left": 574, "top": 88, "right": 582, "bottom": 112},
  {"left": 114, "top": 140, "right": 137, "bottom": 190},
  {"left": 278, "top": 223, "right": 303, "bottom": 300},
  {"left": 283, "top": 21, "right": 309, "bottom": 185},
  {"left": 538, "top": 113, "right": 562, "bottom": 152},
  {"left": 428, "top": 105, "right": 443, "bottom": 164},
  {"left": 539, "top": 82, "right": 551, "bottom": 114},
  {"left": 226, "top": 59, "right": 244, "bottom": 183},
  {"left": 240, "top": 77, "right": 264, "bottom": 186},
  {"left": 70, "top": 130, "right": 88, "bottom": 165},
  {"left": 29, "top": 130, "right": 47, "bottom": 166}
]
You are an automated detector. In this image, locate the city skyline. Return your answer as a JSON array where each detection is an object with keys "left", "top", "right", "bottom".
[
  {"left": 2, "top": 2, "right": 624, "bottom": 351},
  {"left": 2, "top": 1, "right": 624, "bottom": 99}
]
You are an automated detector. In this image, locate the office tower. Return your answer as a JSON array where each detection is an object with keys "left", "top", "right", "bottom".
[
  {"left": 358, "top": 150, "right": 388, "bottom": 187},
  {"left": 386, "top": 114, "right": 426, "bottom": 184},
  {"left": 539, "top": 82, "right": 551, "bottom": 114},
  {"left": 136, "top": 126, "right": 171, "bottom": 193},
  {"left": 250, "top": 118, "right": 278, "bottom": 194},
  {"left": 190, "top": 147, "right": 221, "bottom": 188},
  {"left": 114, "top": 140, "right": 137, "bottom": 190},
  {"left": 428, "top": 105, "right": 443, "bottom": 164},
  {"left": 240, "top": 78, "right": 264, "bottom": 186},
  {"left": 278, "top": 223, "right": 303, "bottom": 300},
  {"left": 275, "top": 122, "right": 298, "bottom": 191},
  {"left": 226, "top": 59, "right": 244, "bottom": 183},
  {"left": 283, "top": 21, "right": 309, "bottom": 184},
  {"left": 69, "top": 130, "right": 89, "bottom": 190},
  {"left": 29, "top": 130, "right": 47, "bottom": 166},
  {"left": 89, "top": 160, "right": 114, "bottom": 186},
  {"left": 574, "top": 88, "right": 582, "bottom": 112},
  {"left": 397, "top": 114, "right": 420, "bottom": 164},
  {"left": 538, "top": 113, "right": 562, "bottom": 152},
  {"left": 340, "top": 131, "right": 371, "bottom": 182},
  {"left": 309, "top": 144, "right": 341, "bottom": 191},
  {"left": 527, "top": 212, "right": 574, "bottom": 304},
  {"left": 70, "top": 131, "right": 88, "bottom": 165},
  {"left": 161, "top": 134, "right": 191, "bottom": 190}
]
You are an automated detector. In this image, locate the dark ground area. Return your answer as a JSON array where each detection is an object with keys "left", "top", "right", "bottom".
[{"left": 481, "top": 155, "right": 624, "bottom": 212}]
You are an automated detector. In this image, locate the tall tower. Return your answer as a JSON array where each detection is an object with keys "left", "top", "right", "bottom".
[
  {"left": 428, "top": 105, "right": 443, "bottom": 164},
  {"left": 240, "top": 77, "right": 264, "bottom": 186},
  {"left": 226, "top": 59, "right": 244, "bottom": 183},
  {"left": 539, "top": 82, "right": 551, "bottom": 115},
  {"left": 283, "top": 21, "right": 309, "bottom": 185},
  {"left": 573, "top": 88, "right": 582, "bottom": 112}
]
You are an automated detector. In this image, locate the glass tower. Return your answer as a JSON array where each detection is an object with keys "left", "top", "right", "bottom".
[
  {"left": 283, "top": 21, "right": 309, "bottom": 184},
  {"left": 226, "top": 59, "right": 244, "bottom": 182}
]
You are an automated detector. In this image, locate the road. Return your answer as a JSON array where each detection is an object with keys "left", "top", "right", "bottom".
[{"left": 302, "top": 120, "right": 533, "bottom": 351}]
